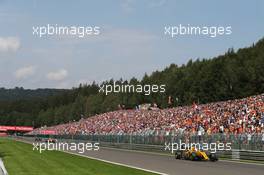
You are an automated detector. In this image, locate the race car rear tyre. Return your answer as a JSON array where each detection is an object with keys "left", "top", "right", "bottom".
[
  {"left": 209, "top": 153, "right": 218, "bottom": 161},
  {"left": 175, "top": 152, "right": 181, "bottom": 159}
]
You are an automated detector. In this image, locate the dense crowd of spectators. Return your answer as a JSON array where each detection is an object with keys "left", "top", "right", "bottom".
[{"left": 29, "top": 94, "right": 264, "bottom": 137}]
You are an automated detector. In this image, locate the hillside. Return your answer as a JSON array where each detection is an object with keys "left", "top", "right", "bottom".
[{"left": 0, "top": 87, "right": 68, "bottom": 101}]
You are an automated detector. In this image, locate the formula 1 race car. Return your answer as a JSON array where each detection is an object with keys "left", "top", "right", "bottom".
[
  {"left": 44, "top": 138, "right": 57, "bottom": 143},
  {"left": 175, "top": 147, "right": 218, "bottom": 161},
  {"left": 35, "top": 137, "right": 42, "bottom": 142}
]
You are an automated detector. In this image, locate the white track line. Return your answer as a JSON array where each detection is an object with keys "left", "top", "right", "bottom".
[
  {"left": 64, "top": 150, "right": 169, "bottom": 175},
  {"left": 0, "top": 158, "right": 8, "bottom": 175}
]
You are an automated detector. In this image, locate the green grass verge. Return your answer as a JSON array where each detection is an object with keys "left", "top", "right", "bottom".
[{"left": 0, "top": 138, "right": 157, "bottom": 175}]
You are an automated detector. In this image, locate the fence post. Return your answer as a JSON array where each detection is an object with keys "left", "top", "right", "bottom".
[{"left": 232, "top": 149, "right": 240, "bottom": 160}]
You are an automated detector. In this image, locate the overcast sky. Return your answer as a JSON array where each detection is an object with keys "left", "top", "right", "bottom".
[{"left": 0, "top": 0, "right": 263, "bottom": 89}]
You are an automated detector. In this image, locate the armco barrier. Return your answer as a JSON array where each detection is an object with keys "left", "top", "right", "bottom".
[{"left": 233, "top": 149, "right": 264, "bottom": 161}]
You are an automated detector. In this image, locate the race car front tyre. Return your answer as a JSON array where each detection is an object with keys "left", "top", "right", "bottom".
[{"left": 209, "top": 153, "right": 218, "bottom": 161}]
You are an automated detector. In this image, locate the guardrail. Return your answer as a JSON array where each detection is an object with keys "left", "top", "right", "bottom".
[{"left": 230, "top": 149, "right": 264, "bottom": 161}]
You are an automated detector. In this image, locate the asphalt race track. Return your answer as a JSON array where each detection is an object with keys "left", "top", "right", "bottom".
[
  {"left": 15, "top": 138, "right": 264, "bottom": 175},
  {"left": 68, "top": 147, "right": 264, "bottom": 175}
]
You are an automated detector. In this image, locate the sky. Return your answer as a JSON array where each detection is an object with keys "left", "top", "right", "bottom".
[{"left": 0, "top": 0, "right": 263, "bottom": 89}]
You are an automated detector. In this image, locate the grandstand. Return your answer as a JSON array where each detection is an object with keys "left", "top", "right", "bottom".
[{"left": 28, "top": 93, "right": 264, "bottom": 138}]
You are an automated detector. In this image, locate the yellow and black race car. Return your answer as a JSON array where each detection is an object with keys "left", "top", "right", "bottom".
[{"left": 175, "top": 147, "right": 218, "bottom": 161}]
